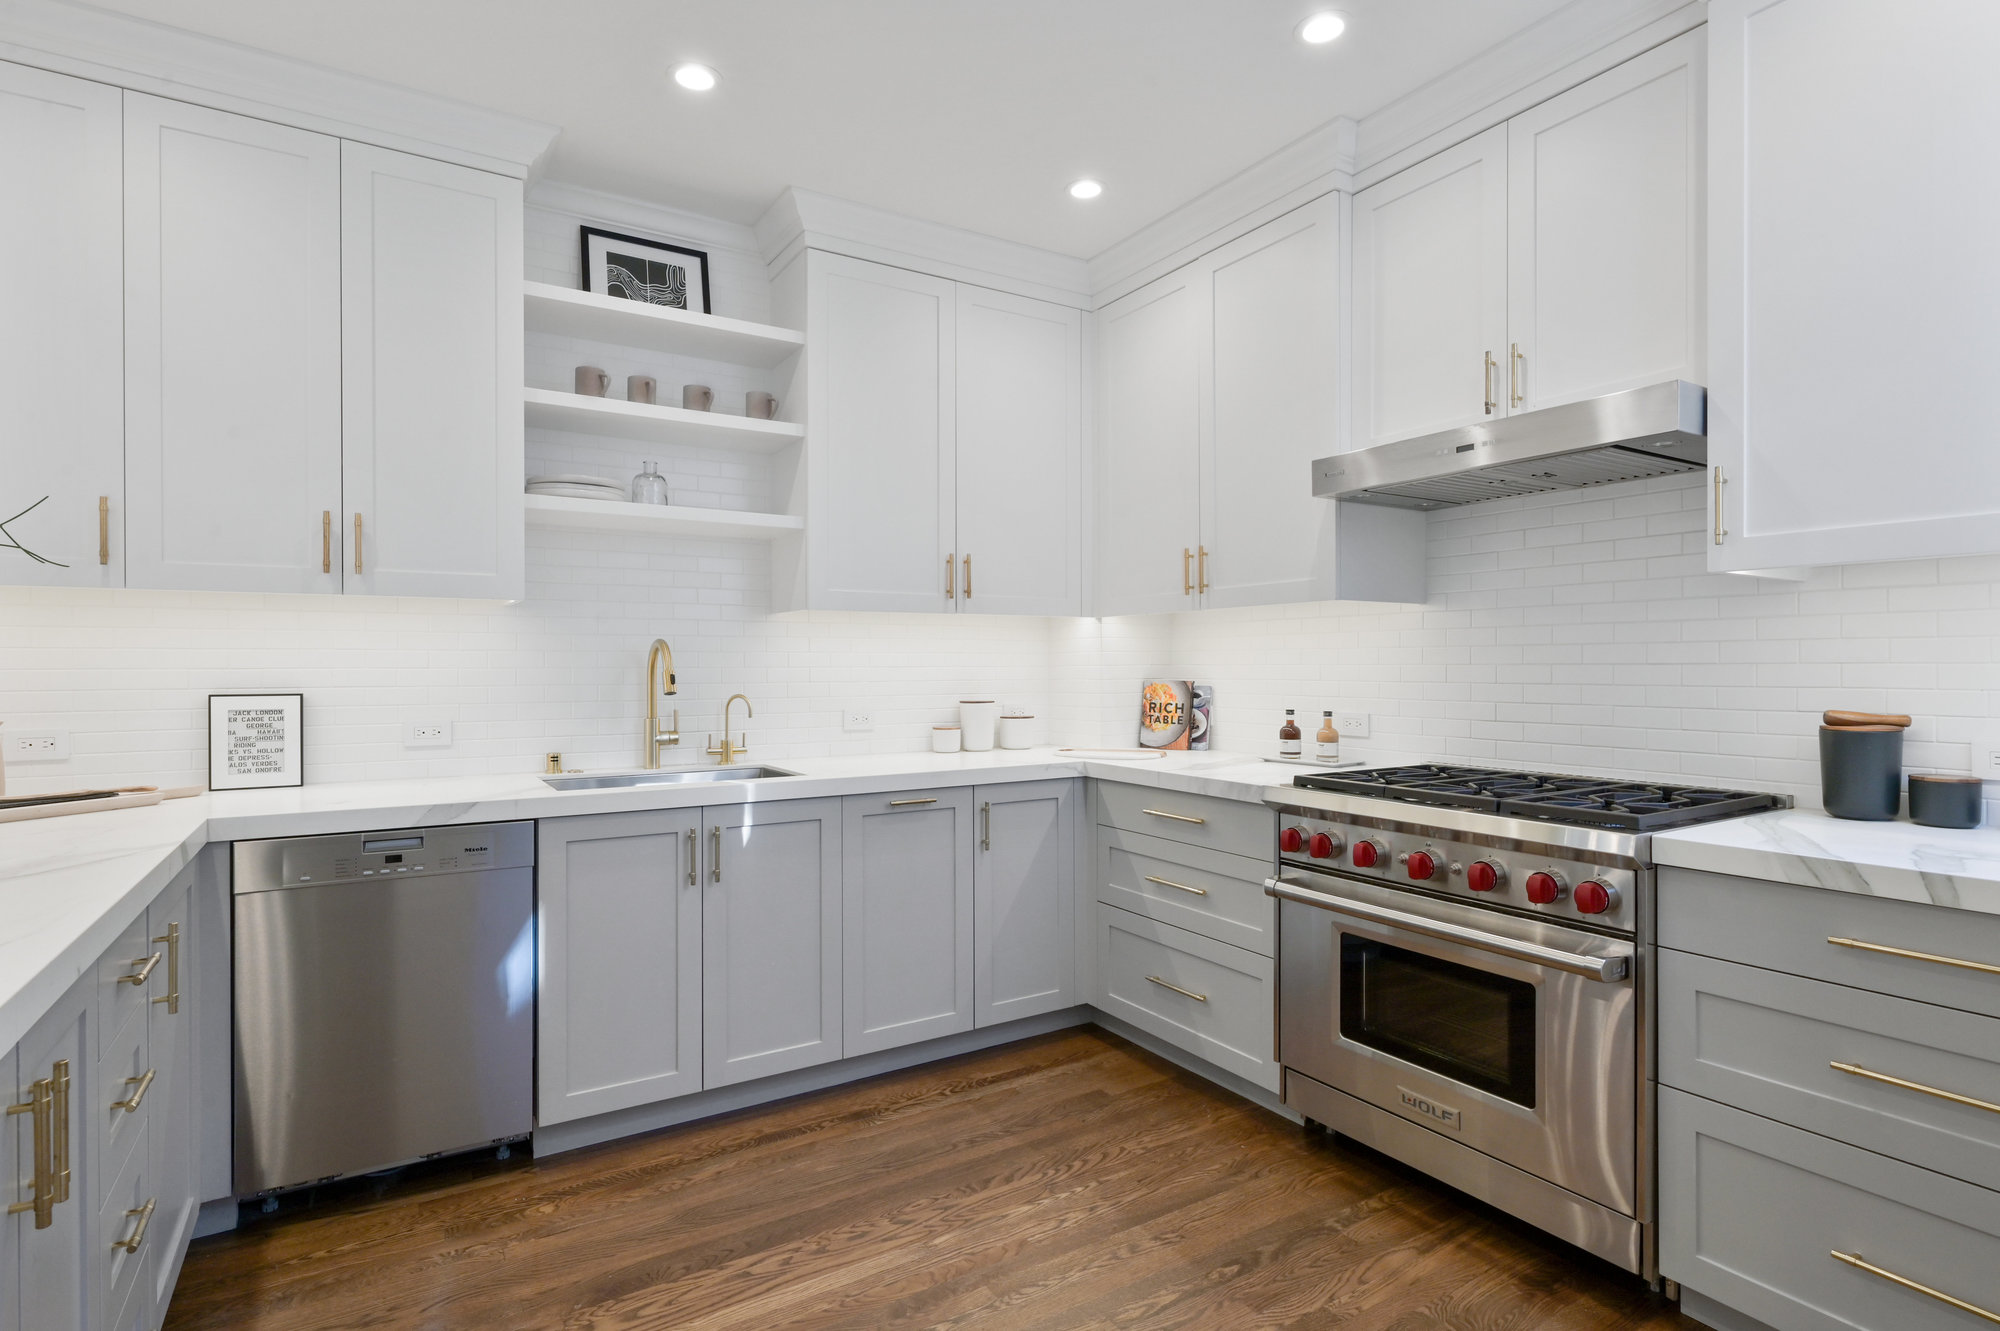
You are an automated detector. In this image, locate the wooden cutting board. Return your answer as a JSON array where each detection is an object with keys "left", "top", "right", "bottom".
[{"left": 0, "top": 785, "right": 204, "bottom": 825}]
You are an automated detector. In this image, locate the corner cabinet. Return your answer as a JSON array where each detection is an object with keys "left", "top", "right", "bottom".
[
  {"left": 1707, "top": 0, "right": 2000, "bottom": 571},
  {"left": 775, "top": 250, "right": 1084, "bottom": 615}
]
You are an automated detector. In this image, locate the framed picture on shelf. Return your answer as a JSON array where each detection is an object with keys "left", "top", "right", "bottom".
[
  {"left": 580, "top": 225, "right": 712, "bottom": 314},
  {"left": 208, "top": 693, "right": 304, "bottom": 790}
]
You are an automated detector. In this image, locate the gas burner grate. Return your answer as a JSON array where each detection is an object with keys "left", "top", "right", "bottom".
[{"left": 1292, "top": 764, "right": 1783, "bottom": 831}]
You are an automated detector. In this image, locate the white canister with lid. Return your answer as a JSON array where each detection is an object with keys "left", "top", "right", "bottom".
[
  {"left": 998, "top": 714, "right": 1033, "bottom": 750},
  {"left": 932, "top": 726, "right": 961, "bottom": 754},
  {"left": 959, "top": 699, "right": 999, "bottom": 752}
]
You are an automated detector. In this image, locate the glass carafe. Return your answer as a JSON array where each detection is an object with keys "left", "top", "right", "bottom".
[{"left": 631, "top": 460, "right": 669, "bottom": 506}]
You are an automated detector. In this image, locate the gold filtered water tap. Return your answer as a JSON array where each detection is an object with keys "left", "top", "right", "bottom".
[
  {"left": 645, "top": 639, "right": 680, "bottom": 769},
  {"left": 708, "top": 694, "right": 752, "bottom": 766}
]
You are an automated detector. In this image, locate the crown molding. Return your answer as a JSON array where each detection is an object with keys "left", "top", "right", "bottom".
[
  {"left": 528, "top": 180, "right": 763, "bottom": 259},
  {"left": 1087, "top": 117, "right": 1356, "bottom": 306},
  {"left": 0, "top": 0, "right": 558, "bottom": 177},
  {"left": 755, "top": 187, "right": 1092, "bottom": 308}
]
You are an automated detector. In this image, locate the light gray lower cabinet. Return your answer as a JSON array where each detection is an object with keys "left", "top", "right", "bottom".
[
  {"left": 842, "top": 788, "right": 976, "bottom": 1056},
  {"left": 144, "top": 877, "right": 196, "bottom": 1325},
  {"left": 1095, "top": 904, "right": 1278, "bottom": 1092},
  {"left": 537, "top": 810, "right": 704, "bottom": 1125},
  {"left": 13, "top": 970, "right": 90, "bottom": 1330},
  {"left": 1661, "top": 1086, "right": 2000, "bottom": 1331},
  {"left": 974, "top": 780, "right": 1079, "bottom": 1027},
  {"left": 1, "top": 1044, "right": 16, "bottom": 1331},
  {"left": 704, "top": 798, "right": 844, "bottom": 1088}
]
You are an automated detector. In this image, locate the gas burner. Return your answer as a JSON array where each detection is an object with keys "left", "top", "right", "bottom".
[{"left": 1293, "top": 764, "right": 1783, "bottom": 832}]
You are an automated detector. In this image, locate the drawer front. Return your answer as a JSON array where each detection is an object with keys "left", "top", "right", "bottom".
[
  {"left": 1095, "top": 782, "right": 1273, "bottom": 859},
  {"left": 1662, "top": 949, "right": 2000, "bottom": 1191},
  {"left": 98, "top": 1122, "right": 154, "bottom": 1324},
  {"left": 95, "top": 1011, "right": 151, "bottom": 1208},
  {"left": 1095, "top": 903, "right": 1278, "bottom": 1091},
  {"left": 1097, "top": 828, "right": 1274, "bottom": 955},
  {"left": 96, "top": 912, "right": 157, "bottom": 1053},
  {"left": 1661, "top": 866, "right": 2000, "bottom": 1020},
  {"left": 1661, "top": 1086, "right": 2000, "bottom": 1331}
]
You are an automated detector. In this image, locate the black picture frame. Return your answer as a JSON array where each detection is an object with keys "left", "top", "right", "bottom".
[
  {"left": 208, "top": 692, "right": 305, "bottom": 791},
  {"left": 580, "top": 225, "right": 713, "bottom": 314}
]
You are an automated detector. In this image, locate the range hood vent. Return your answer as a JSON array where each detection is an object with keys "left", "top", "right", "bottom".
[{"left": 1314, "top": 381, "right": 1706, "bottom": 511}]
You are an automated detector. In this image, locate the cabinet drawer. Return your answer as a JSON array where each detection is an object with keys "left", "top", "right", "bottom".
[
  {"left": 98, "top": 1122, "right": 154, "bottom": 1324},
  {"left": 1662, "top": 949, "right": 2000, "bottom": 1192},
  {"left": 95, "top": 1011, "right": 151, "bottom": 1208},
  {"left": 1095, "top": 782, "right": 1273, "bottom": 859},
  {"left": 1095, "top": 903, "right": 1277, "bottom": 1091},
  {"left": 1660, "top": 866, "right": 2000, "bottom": 1020},
  {"left": 1097, "top": 828, "right": 1273, "bottom": 955},
  {"left": 1661, "top": 1086, "right": 2000, "bottom": 1331},
  {"left": 96, "top": 912, "right": 157, "bottom": 1052}
]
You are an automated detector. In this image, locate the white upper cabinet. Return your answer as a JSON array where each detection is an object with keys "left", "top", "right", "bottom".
[
  {"left": 1095, "top": 270, "right": 1206, "bottom": 616},
  {"left": 1709, "top": 0, "right": 2000, "bottom": 570},
  {"left": 954, "top": 287, "right": 1083, "bottom": 615},
  {"left": 1507, "top": 30, "right": 1705, "bottom": 413},
  {"left": 1351, "top": 125, "right": 1509, "bottom": 449},
  {"left": 341, "top": 143, "right": 524, "bottom": 600},
  {"left": 123, "top": 92, "right": 343, "bottom": 594},
  {"left": 0, "top": 63, "right": 123, "bottom": 589}
]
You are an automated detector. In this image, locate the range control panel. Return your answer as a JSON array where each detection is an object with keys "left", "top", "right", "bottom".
[
  {"left": 1275, "top": 815, "right": 1637, "bottom": 933},
  {"left": 233, "top": 821, "right": 535, "bottom": 892}
]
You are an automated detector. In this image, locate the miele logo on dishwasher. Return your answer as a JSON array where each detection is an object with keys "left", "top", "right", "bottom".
[{"left": 1398, "top": 1087, "right": 1463, "bottom": 1131}]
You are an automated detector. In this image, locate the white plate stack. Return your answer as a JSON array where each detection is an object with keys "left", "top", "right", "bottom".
[{"left": 526, "top": 474, "right": 630, "bottom": 502}]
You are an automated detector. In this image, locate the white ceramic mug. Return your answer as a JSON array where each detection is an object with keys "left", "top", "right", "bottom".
[
  {"left": 682, "top": 384, "right": 714, "bottom": 411},
  {"left": 932, "top": 726, "right": 962, "bottom": 754},
  {"left": 627, "top": 374, "right": 657, "bottom": 405},
  {"left": 746, "top": 391, "right": 779, "bottom": 420},
  {"left": 959, "top": 700, "right": 999, "bottom": 752},
  {"left": 575, "top": 365, "right": 611, "bottom": 396}
]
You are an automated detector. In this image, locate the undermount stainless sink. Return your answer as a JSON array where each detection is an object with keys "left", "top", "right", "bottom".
[{"left": 541, "top": 765, "right": 798, "bottom": 791}]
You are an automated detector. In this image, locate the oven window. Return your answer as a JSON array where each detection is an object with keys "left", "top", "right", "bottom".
[{"left": 1339, "top": 935, "right": 1537, "bottom": 1107}]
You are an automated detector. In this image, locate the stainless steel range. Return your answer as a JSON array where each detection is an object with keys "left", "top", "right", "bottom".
[{"left": 1264, "top": 764, "right": 1786, "bottom": 1278}]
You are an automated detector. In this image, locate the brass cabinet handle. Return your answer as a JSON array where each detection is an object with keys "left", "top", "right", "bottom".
[
  {"left": 1831, "top": 1251, "right": 2000, "bottom": 1325},
  {"left": 1183, "top": 547, "right": 1193, "bottom": 595},
  {"left": 353, "top": 513, "right": 363, "bottom": 574},
  {"left": 1145, "top": 975, "right": 1208, "bottom": 1003},
  {"left": 98, "top": 496, "right": 109, "bottom": 566},
  {"left": 1832, "top": 1061, "right": 2000, "bottom": 1116},
  {"left": 1484, "top": 351, "right": 1497, "bottom": 415},
  {"left": 1197, "top": 545, "right": 1209, "bottom": 594},
  {"left": 111, "top": 1198, "right": 157, "bottom": 1255},
  {"left": 1713, "top": 467, "right": 1727, "bottom": 545},
  {"left": 1509, "top": 342, "right": 1524, "bottom": 407},
  {"left": 686, "top": 827, "right": 697, "bottom": 887},
  {"left": 945, "top": 552, "right": 955, "bottom": 599},
  {"left": 710, "top": 825, "right": 721, "bottom": 883},
  {"left": 112, "top": 1069, "right": 156, "bottom": 1114},
  {"left": 1145, "top": 874, "right": 1208, "bottom": 897},
  {"left": 151, "top": 922, "right": 180, "bottom": 1013},
  {"left": 888, "top": 797, "right": 937, "bottom": 807},
  {"left": 322, "top": 510, "right": 331, "bottom": 573},
  {"left": 1827, "top": 936, "right": 2000, "bottom": 977},
  {"left": 1141, "top": 807, "right": 1205, "bottom": 825},
  {"left": 981, "top": 801, "right": 991, "bottom": 851},
  {"left": 6, "top": 1076, "right": 54, "bottom": 1228},
  {"left": 50, "top": 1059, "right": 69, "bottom": 1205},
  {"left": 963, "top": 553, "right": 972, "bottom": 600},
  {"left": 120, "top": 952, "right": 161, "bottom": 986}
]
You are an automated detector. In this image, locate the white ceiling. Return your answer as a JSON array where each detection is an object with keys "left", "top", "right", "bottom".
[{"left": 89, "top": 0, "right": 1578, "bottom": 258}]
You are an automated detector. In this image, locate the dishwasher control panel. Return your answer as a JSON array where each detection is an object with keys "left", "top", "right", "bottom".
[{"left": 233, "top": 820, "right": 534, "bottom": 891}]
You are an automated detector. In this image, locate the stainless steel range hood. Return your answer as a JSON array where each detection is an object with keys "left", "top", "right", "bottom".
[{"left": 1314, "top": 381, "right": 1706, "bottom": 511}]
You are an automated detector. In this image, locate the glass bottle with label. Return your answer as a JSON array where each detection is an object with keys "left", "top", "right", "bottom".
[
  {"left": 1316, "top": 712, "right": 1339, "bottom": 762},
  {"left": 1279, "top": 709, "right": 1302, "bottom": 758}
]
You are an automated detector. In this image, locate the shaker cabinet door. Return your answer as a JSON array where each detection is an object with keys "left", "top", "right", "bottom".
[
  {"left": 975, "top": 780, "right": 1078, "bottom": 1026},
  {"left": 145, "top": 878, "right": 197, "bottom": 1322},
  {"left": 0, "top": 61, "right": 124, "bottom": 589},
  {"left": 842, "top": 790, "right": 975, "bottom": 1055},
  {"left": 123, "top": 92, "right": 343, "bottom": 594},
  {"left": 13, "top": 977, "right": 90, "bottom": 1331}
]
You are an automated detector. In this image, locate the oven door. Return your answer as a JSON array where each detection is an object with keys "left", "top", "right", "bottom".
[{"left": 1271, "top": 870, "right": 1637, "bottom": 1215}]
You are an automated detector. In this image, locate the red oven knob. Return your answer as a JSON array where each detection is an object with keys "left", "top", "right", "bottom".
[
  {"left": 1525, "top": 871, "right": 1567, "bottom": 905},
  {"left": 1351, "top": 839, "right": 1384, "bottom": 868},
  {"left": 1308, "top": 832, "right": 1340, "bottom": 859},
  {"left": 1575, "top": 880, "right": 1619, "bottom": 915},
  {"left": 1467, "top": 860, "right": 1504, "bottom": 892},
  {"left": 1279, "top": 826, "right": 1305, "bottom": 853},
  {"left": 1406, "top": 850, "right": 1437, "bottom": 881}
]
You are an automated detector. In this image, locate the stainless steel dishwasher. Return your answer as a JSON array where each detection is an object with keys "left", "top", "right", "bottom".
[{"left": 232, "top": 822, "right": 534, "bottom": 1197}]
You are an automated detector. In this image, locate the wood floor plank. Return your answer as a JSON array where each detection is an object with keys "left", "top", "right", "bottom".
[{"left": 165, "top": 1029, "right": 1699, "bottom": 1331}]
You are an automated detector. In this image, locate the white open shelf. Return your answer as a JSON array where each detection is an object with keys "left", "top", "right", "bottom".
[
  {"left": 525, "top": 493, "right": 803, "bottom": 541},
  {"left": 523, "top": 387, "right": 804, "bottom": 453},
  {"left": 524, "top": 281, "right": 805, "bottom": 367}
]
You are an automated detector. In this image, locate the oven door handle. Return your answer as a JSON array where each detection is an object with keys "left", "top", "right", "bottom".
[{"left": 1265, "top": 877, "right": 1630, "bottom": 983}]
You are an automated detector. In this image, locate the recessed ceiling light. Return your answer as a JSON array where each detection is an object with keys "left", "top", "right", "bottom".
[
  {"left": 1298, "top": 12, "right": 1346, "bottom": 44},
  {"left": 673, "top": 63, "right": 717, "bottom": 92},
  {"left": 1069, "top": 179, "right": 1104, "bottom": 200}
]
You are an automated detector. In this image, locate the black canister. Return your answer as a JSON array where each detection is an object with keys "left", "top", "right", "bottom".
[
  {"left": 1909, "top": 774, "right": 1983, "bottom": 829},
  {"left": 1820, "top": 725, "right": 1903, "bottom": 820}
]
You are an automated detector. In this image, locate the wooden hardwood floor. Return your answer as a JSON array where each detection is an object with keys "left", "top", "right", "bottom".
[{"left": 166, "top": 1028, "right": 1698, "bottom": 1330}]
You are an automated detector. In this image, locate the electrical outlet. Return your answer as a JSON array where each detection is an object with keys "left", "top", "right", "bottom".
[
  {"left": 5, "top": 730, "right": 70, "bottom": 762},
  {"left": 403, "top": 719, "right": 454, "bottom": 749},
  {"left": 1337, "top": 713, "right": 1372, "bottom": 740},
  {"left": 843, "top": 710, "right": 873, "bottom": 733},
  {"left": 1967, "top": 723, "right": 2000, "bottom": 779}
]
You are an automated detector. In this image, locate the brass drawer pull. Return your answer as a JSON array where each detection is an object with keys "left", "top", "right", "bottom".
[
  {"left": 120, "top": 952, "right": 161, "bottom": 986},
  {"left": 52, "top": 1059, "right": 69, "bottom": 1204},
  {"left": 98, "top": 496, "right": 109, "bottom": 566},
  {"left": 888, "top": 798, "right": 937, "bottom": 807},
  {"left": 1509, "top": 342, "right": 1524, "bottom": 407},
  {"left": 1483, "top": 351, "right": 1497, "bottom": 415},
  {"left": 112, "top": 1198, "right": 156, "bottom": 1254},
  {"left": 1182, "top": 547, "right": 1193, "bottom": 596},
  {"left": 1827, "top": 936, "right": 2000, "bottom": 977},
  {"left": 945, "top": 552, "right": 955, "bottom": 599},
  {"left": 113, "top": 1069, "right": 156, "bottom": 1114},
  {"left": 1832, "top": 1251, "right": 2000, "bottom": 1325},
  {"left": 1145, "top": 874, "right": 1208, "bottom": 897},
  {"left": 1141, "top": 808, "right": 1205, "bottom": 825},
  {"left": 1197, "top": 545, "right": 1209, "bottom": 594},
  {"left": 354, "top": 513, "right": 363, "bottom": 574},
  {"left": 322, "top": 510, "right": 331, "bottom": 573},
  {"left": 1714, "top": 467, "right": 1727, "bottom": 545},
  {"left": 1832, "top": 1061, "right": 2000, "bottom": 1116},
  {"left": 963, "top": 553, "right": 972, "bottom": 600},
  {"left": 152, "top": 921, "right": 180, "bottom": 1013},
  {"left": 6, "top": 1076, "right": 54, "bottom": 1229},
  {"left": 1145, "top": 975, "right": 1208, "bottom": 1003}
]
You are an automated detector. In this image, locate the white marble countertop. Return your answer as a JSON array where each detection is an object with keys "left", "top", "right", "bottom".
[
  {"left": 1654, "top": 809, "right": 2000, "bottom": 915},
  {"left": 0, "top": 746, "right": 1302, "bottom": 1054}
]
